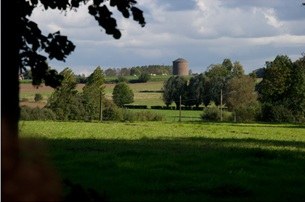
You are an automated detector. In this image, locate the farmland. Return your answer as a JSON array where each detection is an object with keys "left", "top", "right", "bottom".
[
  {"left": 18, "top": 78, "right": 305, "bottom": 201},
  {"left": 19, "top": 81, "right": 166, "bottom": 108},
  {"left": 20, "top": 121, "right": 305, "bottom": 202}
]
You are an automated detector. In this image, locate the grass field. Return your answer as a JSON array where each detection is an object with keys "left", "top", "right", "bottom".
[{"left": 20, "top": 121, "right": 305, "bottom": 202}]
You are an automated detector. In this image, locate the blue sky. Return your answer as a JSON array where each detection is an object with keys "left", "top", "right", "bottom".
[{"left": 30, "top": 0, "right": 305, "bottom": 75}]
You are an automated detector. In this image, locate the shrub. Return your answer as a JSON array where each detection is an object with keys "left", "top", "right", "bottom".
[
  {"left": 117, "top": 76, "right": 128, "bottom": 83},
  {"left": 34, "top": 93, "right": 43, "bottom": 102},
  {"left": 20, "top": 106, "right": 56, "bottom": 120},
  {"left": 102, "top": 99, "right": 123, "bottom": 121},
  {"left": 261, "top": 103, "right": 295, "bottom": 123},
  {"left": 113, "top": 110, "right": 165, "bottom": 122},
  {"left": 233, "top": 104, "right": 261, "bottom": 122},
  {"left": 134, "top": 111, "right": 164, "bottom": 121},
  {"left": 138, "top": 73, "right": 151, "bottom": 83},
  {"left": 201, "top": 107, "right": 221, "bottom": 121},
  {"left": 112, "top": 82, "right": 134, "bottom": 107}
]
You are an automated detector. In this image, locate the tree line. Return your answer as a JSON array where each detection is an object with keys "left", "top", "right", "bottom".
[
  {"left": 162, "top": 55, "right": 305, "bottom": 123},
  {"left": 21, "top": 66, "right": 165, "bottom": 122},
  {"left": 104, "top": 65, "right": 172, "bottom": 77}
]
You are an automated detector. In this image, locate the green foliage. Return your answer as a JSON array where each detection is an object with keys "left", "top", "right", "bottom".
[
  {"left": 134, "top": 111, "right": 164, "bottom": 121},
  {"left": 47, "top": 68, "right": 86, "bottom": 120},
  {"left": 261, "top": 103, "right": 295, "bottom": 123},
  {"left": 258, "top": 55, "right": 293, "bottom": 103},
  {"left": 112, "top": 82, "right": 134, "bottom": 107},
  {"left": 82, "top": 67, "right": 106, "bottom": 120},
  {"left": 102, "top": 99, "right": 124, "bottom": 121},
  {"left": 34, "top": 93, "right": 43, "bottom": 102},
  {"left": 138, "top": 73, "right": 151, "bottom": 83},
  {"left": 201, "top": 102, "right": 222, "bottom": 121},
  {"left": 162, "top": 76, "right": 188, "bottom": 108},
  {"left": 20, "top": 106, "right": 56, "bottom": 120},
  {"left": 258, "top": 55, "right": 305, "bottom": 122},
  {"left": 117, "top": 76, "right": 129, "bottom": 83},
  {"left": 186, "top": 74, "right": 205, "bottom": 107},
  {"left": 225, "top": 76, "right": 259, "bottom": 122}
]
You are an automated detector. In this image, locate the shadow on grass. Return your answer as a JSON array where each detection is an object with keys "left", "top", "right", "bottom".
[{"left": 22, "top": 137, "right": 305, "bottom": 202}]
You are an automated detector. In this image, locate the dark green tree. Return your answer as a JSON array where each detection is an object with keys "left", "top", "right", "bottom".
[
  {"left": 186, "top": 74, "right": 206, "bottom": 107},
  {"left": 204, "top": 64, "right": 229, "bottom": 105},
  {"left": 257, "top": 55, "right": 305, "bottom": 122},
  {"left": 82, "top": 67, "right": 105, "bottom": 120},
  {"left": 2, "top": 1, "right": 146, "bottom": 174},
  {"left": 287, "top": 55, "right": 305, "bottom": 120},
  {"left": 222, "top": 58, "right": 234, "bottom": 72},
  {"left": 162, "top": 76, "right": 188, "bottom": 109},
  {"left": 138, "top": 72, "right": 151, "bottom": 83},
  {"left": 47, "top": 68, "right": 85, "bottom": 120},
  {"left": 105, "top": 68, "right": 117, "bottom": 77},
  {"left": 258, "top": 55, "right": 293, "bottom": 104},
  {"left": 112, "top": 82, "right": 134, "bottom": 107}
]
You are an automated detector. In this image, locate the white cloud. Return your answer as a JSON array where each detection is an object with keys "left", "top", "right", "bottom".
[
  {"left": 29, "top": 0, "right": 305, "bottom": 74},
  {"left": 263, "top": 8, "right": 284, "bottom": 28}
]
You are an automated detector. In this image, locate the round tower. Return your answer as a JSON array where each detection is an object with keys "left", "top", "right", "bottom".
[{"left": 173, "top": 58, "right": 189, "bottom": 76}]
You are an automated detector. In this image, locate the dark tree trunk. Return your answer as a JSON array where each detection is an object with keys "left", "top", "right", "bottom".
[{"left": 2, "top": 1, "right": 21, "bottom": 199}]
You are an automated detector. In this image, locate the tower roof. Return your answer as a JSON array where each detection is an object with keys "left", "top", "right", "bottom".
[{"left": 173, "top": 58, "right": 188, "bottom": 63}]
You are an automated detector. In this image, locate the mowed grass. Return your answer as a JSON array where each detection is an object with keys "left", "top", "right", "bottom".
[{"left": 20, "top": 121, "right": 305, "bottom": 202}]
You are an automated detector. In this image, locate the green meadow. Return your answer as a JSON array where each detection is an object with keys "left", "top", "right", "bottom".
[{"left": 20, "top": 121, "right": 305, "bottom": 202}]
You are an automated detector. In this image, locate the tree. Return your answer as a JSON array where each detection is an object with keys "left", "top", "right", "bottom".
[
  {"left": 82, "top": 67, "right": 106, "bottom": 120},
  {"left": 2, "top": 0, "right": 145, "bottom": 138},
  {"left": 138, "top": 72, "right": 151, "bottom": 83},
  {"left": 257, "top": 55, "right": 305, "bottom": 122},
  {"left": 258, "top": 55, "right": 293, "bottom": 104},
  {"left": 225, "top": 76, "right": 259, "bottom": 122},
  {"left": 3, "top": 2, "right": 145, "bottom": 198},
  {"left": 287, "top": 55, "right": 305, "bottom": 120},
  {"left": 186, "top": 74, "right": 206, "bottom": 107},
  {"left": 47, "top": 68, "right": 86, "bottom": 120},
  {"left": 105, "top": 68, "right": 117, "bottom": 77},
  {"left": 112, "top": 82, "right": 134, "bottom": 107},
  {"left": 162, "top": 76, "right": 188, "bottom": 109},
  {"left": 231, "top": 61, "right": 245, "bottom": 78},
  {"left": 204, "top": 64, "right": 229, "bottom": 105}
]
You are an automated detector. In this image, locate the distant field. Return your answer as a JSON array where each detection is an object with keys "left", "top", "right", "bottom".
[
  {"left": 20, "top": 121, "right": 305, "bottom": 202},
  {"left": 19, "top": 81, "right": 166, "bottom": 108}
]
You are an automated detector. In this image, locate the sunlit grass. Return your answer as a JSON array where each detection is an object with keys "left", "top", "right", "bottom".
[{"left": 20, "top": 121, "right": 305, "bottom": 201}]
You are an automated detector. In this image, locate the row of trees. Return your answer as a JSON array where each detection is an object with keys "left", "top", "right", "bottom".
[
  {"left": 162, "top": 55, "right": 305, "bottom": 122},
  {"left": 46, "top": 67, "right": 134, "bottom": 121},
  {"left": 104, "top": 65, "right": 172, "bottom": 76}
]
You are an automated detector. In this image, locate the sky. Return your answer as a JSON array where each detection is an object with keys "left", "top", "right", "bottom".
[{"left": 30, "top": 0, "right": 305, "bottom": 75}]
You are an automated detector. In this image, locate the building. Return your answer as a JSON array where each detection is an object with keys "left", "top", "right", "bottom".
[{"left": 172, "top": 58, "right": 189, "bottom": 76}]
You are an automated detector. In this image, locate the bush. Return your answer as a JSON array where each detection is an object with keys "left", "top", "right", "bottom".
[
  {"left": 20, "top": 106, "right": 56, "bottom": 120},
  {"left": 134, "top": 111, "right": 164, "bottom": 121},
  {"left": 138, "top": 73, "right": 151, "bottom": 83},
  {"left": 117, "top": 76, "right": 128, "bottom": 83},
  {"left": 200, "top": 102, "right": 232, "bottom": 122},
  {"left": 102, "top": 99, "right": 123, "bottom": 121},
  {"left": 34, "top": 93, "right": 43, "bottom": 102},
  {"left": 261, "top": 103, "right": 295, "bottom": 123},
  {"left": 114, "top": 110, "right": 164, "bottom": 122},
  {"left": 234, "top": 104, "right": 261, "bottom": 122},
  {"left": 201, "top": 107, "right": 221, "bottom": 121}
]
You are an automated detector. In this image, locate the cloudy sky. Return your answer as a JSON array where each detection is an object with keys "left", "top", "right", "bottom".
[{"left": 30, "top": 0, "right": 305, "bottom": 75}]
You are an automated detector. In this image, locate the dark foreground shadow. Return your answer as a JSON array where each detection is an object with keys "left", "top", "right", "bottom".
[{"left": 19, "top": 137, "right": 305, "bottom": 202}]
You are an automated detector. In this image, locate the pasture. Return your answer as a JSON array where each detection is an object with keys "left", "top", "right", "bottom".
[{"left": 20, "top": 121, "right": 305, "bottom": 202}]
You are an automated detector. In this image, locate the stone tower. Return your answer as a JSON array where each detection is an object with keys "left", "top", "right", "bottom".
[{"left": 173, "top": 58, "right": 189, "bottom": 76}]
